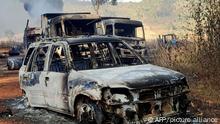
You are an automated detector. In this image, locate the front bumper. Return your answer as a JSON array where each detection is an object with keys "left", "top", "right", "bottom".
[{"left": 103, "top": 93, "right": 190, "bottom": 123}]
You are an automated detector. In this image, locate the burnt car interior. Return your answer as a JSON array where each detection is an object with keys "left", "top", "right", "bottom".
[
  {"left": 54, "top": 20, "right": 95, "bottom": 37},
  {"left": 49, "top": 46, "right": 67, "bottom": 72},
  {"left": 106, "top": 25, "right": 113, "bottom": 35},
  {"left": 70, "top": 41, "right": 143, "bottom": 70},
  {"left": 27, "top": 46, "right": 48, "bottom": 72},
  {"left": 23, "top": 47, "right": 35, "bottom": 65},
  {"left": 54, "top": 23, "right": 63, "bottom": 36},
  {"left": 65, "top": 20, "right": 95, "bottom": 36}
]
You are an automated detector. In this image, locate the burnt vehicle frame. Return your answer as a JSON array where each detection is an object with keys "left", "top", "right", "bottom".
[
  {"left": 19, "top": 36, "right": 190, "bottom": 124},
  {"left": 95, "top": 18, "right": 147, "bottom": 58},
  {"left": 24, "top": 13, "right": 148, "bottom": 57}
]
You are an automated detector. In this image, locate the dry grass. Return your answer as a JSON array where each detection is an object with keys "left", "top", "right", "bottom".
[
  {"left": 149, "top": 40, "right": 220, "bottom": 119},
  {"left": 150, "top": 41, "right": 220, "bottom": 104}
]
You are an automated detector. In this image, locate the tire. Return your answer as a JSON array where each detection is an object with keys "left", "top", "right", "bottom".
[
  {"left": 75, "top": 98, "right": 104, "bottom": 124},
  {"left": 22, "top": 91, "right": 30, "bottom": 108},
  {"left": 23, "top": 96, "right": 30, "bottom": 108}
]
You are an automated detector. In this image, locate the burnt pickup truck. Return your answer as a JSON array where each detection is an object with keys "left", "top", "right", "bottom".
[{"left": 19, "top": 36, "right": 190, "bottom": 124}]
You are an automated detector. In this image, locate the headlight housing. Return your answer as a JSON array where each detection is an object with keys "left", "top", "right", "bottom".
[
  {"left": 112, "top": 94, "right": 129, "bottom": 103},
  {"left": 102, "top": 88, "right": 132, "bottom": 105}
]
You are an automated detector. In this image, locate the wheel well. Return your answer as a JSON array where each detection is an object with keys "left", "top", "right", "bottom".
[
  {"left": 74, "top": 94, "right": 95, "bottom": 115},
  {"left": 22, "top": 89, "right": 26, "bottom": 96}
]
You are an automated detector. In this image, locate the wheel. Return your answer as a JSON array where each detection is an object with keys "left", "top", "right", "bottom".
[
  {"left": 23, "top": 96, "right": 30, "bottom": 108},
  {"left": 75, "top": 98, "right": 104, "bottom": 124},
  {"left": 7, "top": 61, "right": 12, "bottom": 70},
  {"left": 22, "top": 91, "right": 30, "bottom": 108}
]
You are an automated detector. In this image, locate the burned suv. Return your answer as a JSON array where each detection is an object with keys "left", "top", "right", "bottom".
[{"left": 19, "top": 36, "right": 189, "bottom": 124}]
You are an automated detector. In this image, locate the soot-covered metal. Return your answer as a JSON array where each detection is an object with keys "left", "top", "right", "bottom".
[{"left": 19, "top": 36, "right": 190, "bottom": 124}]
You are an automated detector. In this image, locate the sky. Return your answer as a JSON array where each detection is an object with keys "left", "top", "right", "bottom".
[
  {"left": 0, "top": 0, "right": 142, "bottom": 38},
  {"left": 0, "top": 0, "right": 29, "bottom": 37}
]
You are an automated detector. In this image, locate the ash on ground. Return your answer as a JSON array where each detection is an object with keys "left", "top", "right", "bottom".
[{"left": 0, "top": 97, "right": 77, "bottom": 124}]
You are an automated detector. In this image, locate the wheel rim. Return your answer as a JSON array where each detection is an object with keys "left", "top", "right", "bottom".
[{"left": 77, "top": 103, "right": 95, "bottom": 123}]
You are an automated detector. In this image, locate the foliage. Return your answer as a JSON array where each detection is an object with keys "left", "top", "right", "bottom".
[{"left": 151, "top": 0, "right": 220, "bottom": 104}]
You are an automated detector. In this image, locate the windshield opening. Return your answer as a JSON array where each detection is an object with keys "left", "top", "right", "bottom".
[
  {"left": 64, "top": 20, "right": 95, "bottom": 36},
  {"left": 114, "top": 23, "right": 144, "bottom": 39},
  {"left": 69, "top": 41, "right": 144, "bottom": 70}
]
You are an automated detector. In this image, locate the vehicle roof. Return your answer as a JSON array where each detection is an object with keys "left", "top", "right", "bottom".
[
  {"left": 49, "top": 14, "right": 100, "bottom": 24},
  {"left": 65, "top": 35, "right": 121, "bottom": 44},
  {"left": 42, "top": 12, "right": 92, "bottom": 20},
  {"left": 43, "top": 13, "right": 131, "bottom": 25},
  {"left": 29, "top": 35, "right": 121, "bottom": 47},
  {"left": 50, "top": 16, "right": 133, "bottom": 25},
  {"left": 100, "top": 19, "right": 143, "bottom": 26}
]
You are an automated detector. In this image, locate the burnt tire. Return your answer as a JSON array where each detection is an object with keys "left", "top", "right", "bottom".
[
  {"left": 23, "top": 96, "right": 30, "bottom": 108},
  {"left": 22, "top": 91, "right": 30, "bottom": 108},
  {"left": 7, "top": 61, "right": 13, "bottom": 70},
  {"left": 76, "top": 98, "right": 104, "bottom": 124}
]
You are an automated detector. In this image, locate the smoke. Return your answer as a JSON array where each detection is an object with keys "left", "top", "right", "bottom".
[{"left": 20, "top": 0, "right": 64, "bottom": 18}]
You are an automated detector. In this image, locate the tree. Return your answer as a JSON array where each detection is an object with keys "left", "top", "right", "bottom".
[
  {"left": 91, "top": 0, "right": 117, "bottom": 14},
  {"left": 187, "top": 0, "right": 220, "bottom": 71}
]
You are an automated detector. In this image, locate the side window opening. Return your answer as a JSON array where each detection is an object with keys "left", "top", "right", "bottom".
[
  {"left": 64, "top": 20, "right": 95, "bottom": 36},
  {"left": 95, "top": 43, "right": 115, "bottom": 67},
  {"left": 106, "top": 25, "right": 113, "bottom": 35},
  {"left": 95, "top": 23, "right": 103, "bottom": 35},
  {"left": 49, "top": 45, "right": 67, "bottom": 72},
  {"left": 70, "top": 42, "right": 116, "bottom": 70},
  {"left": 55, "top": 23, "right": 63, "bottom": 36},
  {"left": 112, "top": 42, "right": 142, "bottom": 65},
  {"left": 136, "top": 26, "right": 144, "bottom": 38},
  {"left": 23, "top": 47, "right": 34, "bottom": 65},
  {"left": 70, "top": 44, "right": 92, "bottom": 70},
  {"left": 28, "top": 46, "right": 48, "bottom": 72},
  {"left": 115, "top": 23, "right": 135, "bottom": 37}
]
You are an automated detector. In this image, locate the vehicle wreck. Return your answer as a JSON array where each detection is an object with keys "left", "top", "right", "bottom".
[
  {"left": 19, "top": 36, "right": 190, "bottom": 124},
  {"left": 24, "top": 13, "right": 148, "bottom": 58}
]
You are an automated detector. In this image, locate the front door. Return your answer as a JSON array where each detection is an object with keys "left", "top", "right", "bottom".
[{"left": 44, "top": 45, "right": 69, "bottom": 111}]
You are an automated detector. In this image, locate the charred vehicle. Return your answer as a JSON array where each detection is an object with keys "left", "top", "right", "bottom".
[
  {"left": 19, "top": 36, "right": 190, "bottom": 124},
  {"left": 7, "top": 57, "right": 23, "bottom": 70},
  {"left": 8, "top": 46, "right": 21, "bottom": 56},
  {"left": 23, "top": 20, "right": 42, "bottom": 49},
  {"left": 158, "top": 34, "right": 178, "bottom": 48},
  {"left": 95, "top": 19, "right": 147, "bottom": 58},
  {"left": 40, "top": 13, "right": 98, "bottom": 37},
  {"left": 7, "top": 45, "right": 24, "bottom": 70},
  {"left": 25, "top": 13, "right": 148, "bottom": 58}
]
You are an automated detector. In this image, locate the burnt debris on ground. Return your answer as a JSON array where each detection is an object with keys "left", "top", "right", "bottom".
[{"left": 0, "top": 97, "right": 77, "bottom": 124}]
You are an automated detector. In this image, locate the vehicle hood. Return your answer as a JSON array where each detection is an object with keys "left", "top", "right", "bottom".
[{"left": 77, "top": 64, "right": 185, "bottom": 89}]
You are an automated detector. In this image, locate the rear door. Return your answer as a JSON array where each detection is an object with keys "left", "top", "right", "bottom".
[
  {"left": 44, "top": 43, "right": 69, "bottom": 111},
  {"left": 22, "top": 45, "right": 50, "bottom": 107},
  {"left": 19, "top": 47, "right": 35, "bottom": 86}
]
